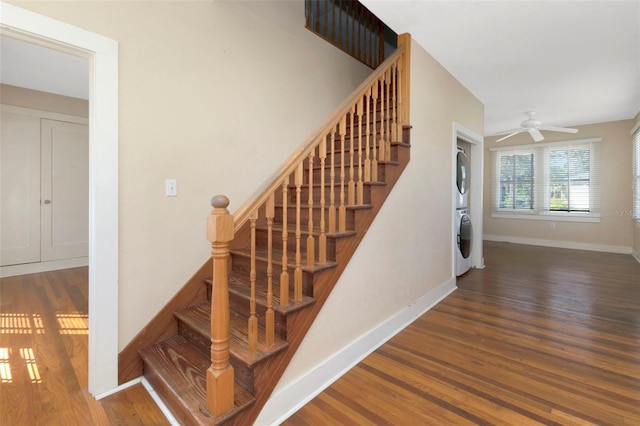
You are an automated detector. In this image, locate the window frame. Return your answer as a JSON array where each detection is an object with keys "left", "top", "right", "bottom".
[
  {"left": 491, "top": 138, "right": 601, "bottom": 223},
  {"left": 495, "top": 150, "right": 536, "bottom": 212}
]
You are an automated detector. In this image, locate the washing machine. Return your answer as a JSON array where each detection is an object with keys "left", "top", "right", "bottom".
[
  {"left": 455, "top": 208, "right": 472, "bottom": 276},
  {"left": 456, "top": 146, "right": 469, "bottom": 209}
]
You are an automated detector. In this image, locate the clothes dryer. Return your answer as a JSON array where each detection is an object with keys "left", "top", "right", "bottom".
[
  {"left": 456, "top": 146, "right": 469, "bottom": 209},
  {"left": 455, "top": 208, "right": 472, "bottom": 276}
]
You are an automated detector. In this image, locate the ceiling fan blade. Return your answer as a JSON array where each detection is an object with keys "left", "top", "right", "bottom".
[
  {"left": 495, "top": 128, "right": 525, "bottom": 136},
  {"left": 496, "top": 130, "right": 525, "bottom": 142},
  {"left": 539, "top": 125, "right": 578, "bottom": 134},
  {"left": 529, "top": 128, "right": 544, "bottom": 142}
]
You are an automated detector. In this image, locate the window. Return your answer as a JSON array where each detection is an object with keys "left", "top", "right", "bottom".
[
  {"left": 498, "top": 152, "right": 534, "bottom": 210},
  {"left": 633, "top": 129, "right": 640, "bottom": 220},
  {"left": 491, "top": 138, "right": 601, "bottom": 221},
  {"left": 547, "top": 146, "right": 590, "bottom": 212}
]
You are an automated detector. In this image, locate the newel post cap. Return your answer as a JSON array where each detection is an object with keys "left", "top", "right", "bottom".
[{"left": 208, "top": 195, "right": 234, "bottom": 243}]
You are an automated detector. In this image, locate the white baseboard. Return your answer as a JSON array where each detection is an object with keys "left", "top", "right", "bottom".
[
  {"left": 483, "top": 234, "right": 632, "bottom": 255},
  {"left": 0, "top": 257, "right": 88, "bottom": 278},
  {"left": 255, "top": 277, "right": 457, "bottom": 426},
  {"left": 141, "top": 377, "right": 180, "bottom": 425},
  {"left": 94, "top": 377, "right": 140, "bottom": 400}
]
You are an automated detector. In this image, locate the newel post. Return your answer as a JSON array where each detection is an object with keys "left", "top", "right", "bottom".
[
  {"left": 398, "top": 33, "right": 411, "bottom": 128},
  {"left": 206, "top": 195, "right": 235, "bottom": 416}
]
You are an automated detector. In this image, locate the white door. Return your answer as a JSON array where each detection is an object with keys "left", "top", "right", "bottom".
[
  {"left": 0, "top": 112, "right": 42, "bottom": 266},
  {"left": 40, "top": 119, "right": 89, "bottom": 261}
]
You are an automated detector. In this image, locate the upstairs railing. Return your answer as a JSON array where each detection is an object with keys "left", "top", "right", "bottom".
[
  {"left": 305, "top": 0, "right": 397, "bottom": 69},
  {"left": 205, "top": 33, "right": 411, "bottom": 417}
]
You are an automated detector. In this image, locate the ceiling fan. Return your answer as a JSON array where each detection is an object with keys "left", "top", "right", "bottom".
[{"left": 495, "top": 111, "right": 578, "bottom": 143}]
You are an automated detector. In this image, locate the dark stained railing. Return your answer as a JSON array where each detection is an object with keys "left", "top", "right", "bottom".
[{"left": 305, "top": 0, "right": 397, "bottom": 69}]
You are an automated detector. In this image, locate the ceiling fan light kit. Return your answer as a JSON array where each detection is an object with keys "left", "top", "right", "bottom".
[{"left": 496, "top": 111, "right": 578, "bottom": 143}]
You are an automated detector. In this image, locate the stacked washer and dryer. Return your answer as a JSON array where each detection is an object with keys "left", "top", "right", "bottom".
[{"left": 455, "top": 146, "right": 472, "bottom": 276}]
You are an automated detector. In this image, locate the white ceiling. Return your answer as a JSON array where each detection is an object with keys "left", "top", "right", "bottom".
[
  {"left": 2, "top": 2, "right": 638, "bottom": 136},
  {"left": 361, "top": 0, "right": 640, "bottom": 136}
]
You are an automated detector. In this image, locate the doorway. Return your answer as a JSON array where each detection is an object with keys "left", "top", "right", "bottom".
[{"left": 1, "top": 2, "right": 119, "bottom": 397}]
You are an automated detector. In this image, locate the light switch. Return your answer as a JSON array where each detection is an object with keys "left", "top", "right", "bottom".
[{"left": 165, "top": 179, "right": 177, "bottom": 197}]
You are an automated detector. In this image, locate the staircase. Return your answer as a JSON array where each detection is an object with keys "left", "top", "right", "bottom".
[{"left": 131, "top": 34, "right": 411, "bottom": 425}]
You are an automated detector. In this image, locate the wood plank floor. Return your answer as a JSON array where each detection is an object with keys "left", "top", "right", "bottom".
[
  {"left": 1, "top": 241, "right": 638, "bottom": 425},
  {"left": 0, "top": 267, "right": 170, "bottom": 426},
  {"left": 284, "top": 241, "right": 640, "bottom": 425}
]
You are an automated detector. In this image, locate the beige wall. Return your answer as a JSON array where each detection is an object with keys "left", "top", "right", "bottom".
[
  {"left": 8, "top": 0, "right": 371, "bottom": 349},
  {"left": 484, "top": 119, "right": 635, "bottom": 252},
  {"left": 0, "top": 83, "right": 88, "bottom": 116},
  {"left": 272, "top": 38, "right": 483, "bottom": 391}
]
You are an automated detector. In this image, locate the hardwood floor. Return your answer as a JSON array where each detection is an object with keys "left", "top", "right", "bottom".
[
  {"left": 1, "top": 242, "right": 638, "bottom": 425},
  {"left": 0, "top": 267, "right": 169, "bottom": 426},
  {"left": 284, "top": 241, "right": 640, "bottom": 425}
]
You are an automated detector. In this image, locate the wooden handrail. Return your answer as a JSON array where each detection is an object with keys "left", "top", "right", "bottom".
[
  {"left": 232, "top": 42, "right": 407, "bottom": 232},
  {"left": 207, "top": 33, "right": 411, "bottom": 419}
]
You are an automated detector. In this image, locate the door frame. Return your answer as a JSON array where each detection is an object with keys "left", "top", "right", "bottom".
[
  {"left": 453, "top": 122, "right": 484, "bottom": 274},
  {"left": 0, "top": 2, "right": 119, "bottom": 397}
]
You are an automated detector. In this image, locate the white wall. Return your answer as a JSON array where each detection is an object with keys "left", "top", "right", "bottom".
[{"left": 7, "top": 0, "right": 371, "bottom": 349}]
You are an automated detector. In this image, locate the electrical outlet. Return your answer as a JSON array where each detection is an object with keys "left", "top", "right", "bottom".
[{"left": 165, "top": 179, "right": 177, "bottom": 197}]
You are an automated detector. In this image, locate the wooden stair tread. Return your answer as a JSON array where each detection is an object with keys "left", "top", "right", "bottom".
[
  {"left": 230, "top": 247, "right": 338, "bottom": 273},
  {"left": 174, "top": 302, "right": 289, "bottom": 368},
  {"left": 140, "top": 335, "right": 254, "bottom": 425},
  {"left": 203, "top": 274, "right": 316, "bottom": 315}
]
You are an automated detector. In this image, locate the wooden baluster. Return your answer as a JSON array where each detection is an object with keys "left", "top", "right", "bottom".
[
  {"left": 248, "top": 210, "right": 258, "bottom": 354},
  {"left": 372, "top": 80, "right": 380, "bottom": 181},
  {"left": 332, "top": 0, "right": 337, "bottom": 44},
  {"left": 355, "top": 3, "right": 360, "bottom": 61},
  {"left": 378, "top": 77, "right": 386, "bottom": 164},
  {"left": 397, "top": 56, "right": 404, "bottom": 132},
  {"left": 398, "top": 33, "right": 411, "bottom": 129},
  {"left": 393, "top": 60, "right": 400, "bottom": 143},
  {"left": 328, "top": 128, "right": 336, "bottom": 234},
  {"left": 364, "top": 89, "right": 371, "bottom": 183},
  {"left": 206, "top": 195, "right": 234, "bottom": 416},
  {"left": 319, "top": 137, "right": 327, "bottom": 264},
  {"left": 339, "top": 116, "right": 347, "bottom": 232},
  {"left": 338, "top": 0, "right": 342, "bottom": 48},
  {"left": 389, "top": 62, "right": 396, "bottom": 143},
  {"left": 385, "top": 68, "right": 392, "bottom": 160},
  {"left": 348, "top": 107, "right": 356, "bottom": 206},
  {"left": 280, "top": 177, "right": 289, "bottom": 306},
  {"left": 350, "top": 2, "right": 354, "bottom": 56},
  {"left": 307, "top": 148, "right": 315, "bottom": 267},
  {"left": 265, "top": 194, "right": 275, "bottom": 346},
  {"left": 294, "top": 163, "right": 303, "bottom": 301},
  {"left": 356, "top": 97, "right": 364, "bottom": 205}
]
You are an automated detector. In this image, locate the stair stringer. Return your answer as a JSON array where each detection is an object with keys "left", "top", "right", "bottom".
[{"left": 230, "top": 133, "right": 411, "bottom": 425}]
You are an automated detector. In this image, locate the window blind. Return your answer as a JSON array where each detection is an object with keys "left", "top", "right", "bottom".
[{"left": 491, "top": 138, "right": 601, "bottom": 216}]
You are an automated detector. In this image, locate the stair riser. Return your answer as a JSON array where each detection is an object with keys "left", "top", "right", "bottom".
[
  {"left": 230, "top": 254, "right": 315, "bottom": 297},
  {"left": 142, "top": 366, "right": 203, "bottom": 426},
  {"left": 306, "top": 161, "right": 389, "bottom": 184},
  {"left": 228, "top": 292, "right": 288, "bottom": 339},
  {"left": 304, "top": 135, "right": 400, "bottom": 165},
  {"left": 255, "top": 227, "right": 338, "bottom": 263},
  {"left": 177, "top": 319, "right": 256, "bottom": 395},
  {"left": 288, "top": 184, "right": 372, "bottom": 205},
  {"left": 273, "top": 206, "right": 356, "bottom": 235}
]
